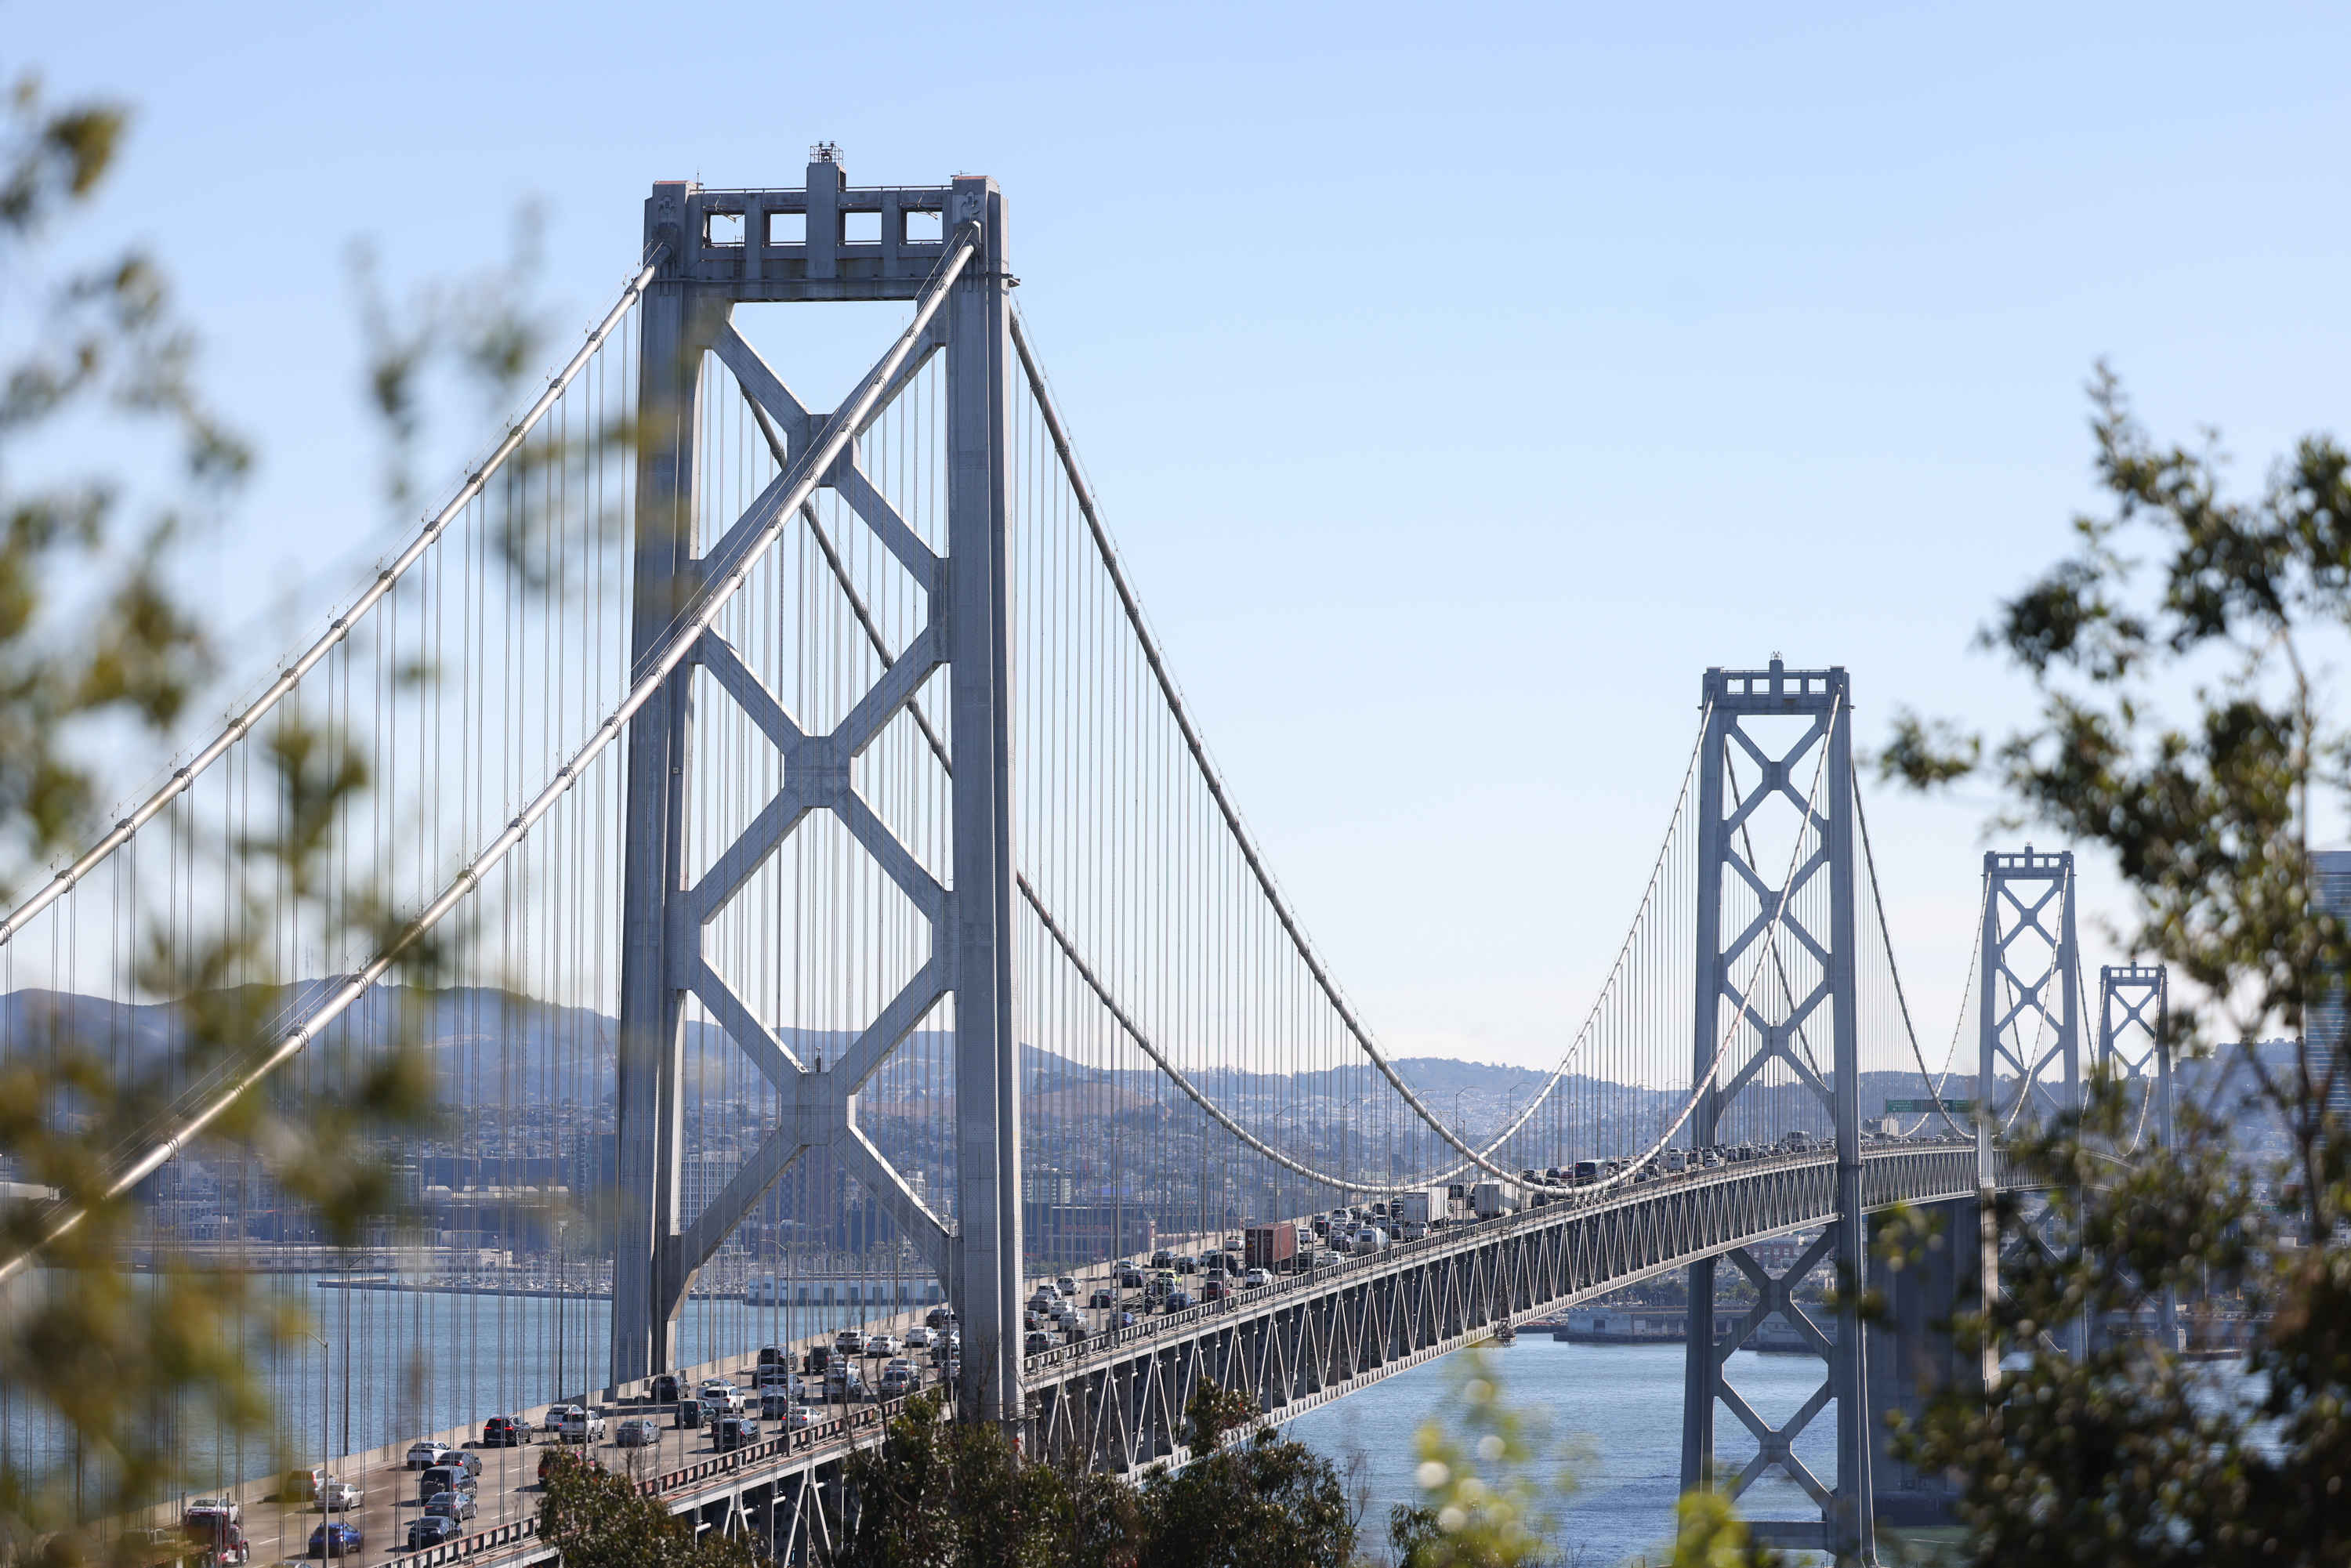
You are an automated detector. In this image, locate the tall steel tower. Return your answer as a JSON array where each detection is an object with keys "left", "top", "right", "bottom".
[{"left": 607, "top": 154, "right": 1025, "bottom": 1420}]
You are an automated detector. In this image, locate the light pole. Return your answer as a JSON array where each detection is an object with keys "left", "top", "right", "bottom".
[
  {"left": 554, "top": 1219, "right": 569, "bottom": 1403},
  {"left": 297, "top": 1328, "right": 330, "bottom": 1508}
]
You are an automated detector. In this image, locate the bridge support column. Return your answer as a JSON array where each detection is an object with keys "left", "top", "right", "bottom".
[
  {"left": 612, "top": 183, "right": 726, "bottom": 1391},
  {"left": 942, "top": 174, "right": 1026, "bottom": 1425},
  {"left": 1678, "top": 661, "right": 1874, "bottom": 1564},
  {"left": 1865, "top": 1196, "right": 1977, "bottom": 1526}
]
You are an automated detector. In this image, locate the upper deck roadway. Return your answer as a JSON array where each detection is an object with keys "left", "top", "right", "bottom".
[{"left": 342, "top": 1141, "right": 2003, "bottom": 1567}]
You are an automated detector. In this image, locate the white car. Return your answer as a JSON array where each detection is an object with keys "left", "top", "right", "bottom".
[
  {"left": 862, "top": 1332, "right": 899, "bottom": 1356},
  {"left": 184, "top": 1496, "right": 244, "bottom": 1526},
  {"left": 405, "top": 1440, "right": 455, "bottom": 1470},
  {"left": 1243, "top": 1268, "right": 1273, "bottom": 1287},
  {"left": 558, "top": 1410, "right": 607, "bottom": 1443},
  {"left": 903, "top": 1326, "right": 933, "bottom": 1349},
  {"left": 539, "top": 1404, "right": 581, "bottom": 1438}
]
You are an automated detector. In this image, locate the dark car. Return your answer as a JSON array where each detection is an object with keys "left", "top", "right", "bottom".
[
  {"left": 1089, "top": 1288, "right": 1115, "bottom": 1308},
  {"left": 481, "top": 1414, "right": 526, "bottom": 1447},
  {"left": 407, "top": 1517, "right": 459, "bottom": 1552},
  {"left": 925, "top": 1306, "right": 955, "bottom": 1331},
  {"left": 308, "top": 1520, "right": 363, "bottom": 1559},
  {"left": 1200, "top": 1280, "right": 1229, "bottom": 1302},
  {"left": 714, "top": 1414, "right": 759, "bottom": 1451},
  {"left": 1023, "top": 1330, "right": 1052, "bottom": 1354},
  {"left": 676, "top": 1398, "right": 705, "bottom": 1429},
  {"left": 804, "top": 1345, "right": 833, "bottom": 1375},
  {"left": 756, "top": 1345, "right": 786, "bottom": 1367},
  {"left": 418, "top": 1465, "right": 479, "bottom": 1504},
  {"left": 424, "top": 1491, "right": 477, "bottom": 1524},
  {"left": 651, "top": 1373, "right": 682, "bottom": 1403},
  {"left": 1164, "top": 1290, "right": 1194, "bottom": 1312}
]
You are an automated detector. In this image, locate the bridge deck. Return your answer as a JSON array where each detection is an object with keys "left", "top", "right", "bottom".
[{"left": 370, "top": 1142, "right": 1999, "bottom": 1568}]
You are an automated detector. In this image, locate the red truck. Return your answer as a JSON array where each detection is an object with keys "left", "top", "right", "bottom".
[{"left": 1244, "top": 1222, "right": 1297, "bottom": 1273}]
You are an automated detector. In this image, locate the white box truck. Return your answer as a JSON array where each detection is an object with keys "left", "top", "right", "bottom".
[
  {"left": 1393, "top": 1189, "right": 1448, "bottom": 1239},
  {"left": 1471, "top": 1181, "right": 1520, "bottom": 1219}
]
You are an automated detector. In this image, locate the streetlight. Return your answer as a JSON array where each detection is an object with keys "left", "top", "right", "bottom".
[
  {"left": 554, "top": 1219, "right": 569, "bottom": 1403},
  {"left": 297, "top": 1328, "right": 330, "bottom": 1511}
]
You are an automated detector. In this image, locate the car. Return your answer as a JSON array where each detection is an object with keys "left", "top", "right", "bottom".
[
  {"left": 1088, "top": 1288, "right": 1116, "bottom": 1309},
  {"left": 1118, "top": 1267, "right": 1145, "bottom": 1288},
  {"left": 560, "top": 1409, "right": 607, "bottom": 1443},
  {"left": 422, "top": 1492, "right": 476, "bottom": 1523},
  {"left": 316, "top": 1479, "right": 361, "bottom": 1512},
  {"left": 307, "top": 1520, "right": 363, "bottom": 1559},
  {"left": 675, "top": 1398, "right": 706, "bottom": 1429},
  {"left": 539, "top": 1404, "right": 582, "bottom": 1438},
  {"left": 824, "top": 1367, "right": 868, "bottom": 1400},
  {"left": 757, "top": 1344, "right": 788, "bottom": 1367},
  {"left": 405, "top": 1440, "right": 455, "bottom": 1470},
  {"left": 1165, "top": 1290, "right": 1194, "bottom": 1312},
  {"left": 925, "top": 1305, "right": 956, "bottom": 1331},
  {"left": 1200, "top": 1280, "right": 1229, "bottom": 1302},
  {"left": 760, "top": 1391, "right": 797, "bottom": 1419},
  {"left": 1109, "top": 1309, "right": 1138, "bottom": 1328},
  {"left": 833, "top": 1329, "right": 867, "bottom": 1353},
  {"left": 757, "top": 1366, "right": 795, "bottom": 1389},
  {"left": 1024, "top": 1330, "right": 1052, "bottom": 1354},
  {"left": 782, "top": 1404, "right": 816, "bottom": 1432},
  {"left": 650, "top": 1374, "right": 683, "bottom": 1403},
  {"left": 903, "top": 1326, "right": 933, "bottom": 1349},
  {"left": 181, "top": 1517, "right": 250, "bottom": 1565},
  {"left": 184, "top": 1497, "right": 245, "bottom": 1528},
  {"left": 480, "top": 1415, "right": 527, "bottom": 1447},
  {"left": 862, "top": 1332, "right": 899, "bottom": 1356},
  {"left": 418, "top": 1466, "right": 479, "bottom": 1504},
  {"left": 1243, "top": 1268, "right": 1272, "bottom": 1287},
  {"left": 804, "top": 1345, "right": 834, "bottom": 1374},
  {"left": 616, "top": 1417, "right": 661, "bottom": 1447},
  {"left": 406, "top": 1517, "right": 460, "bottom": 1552},
  {"left": 714, "top": 1414, "right": 759, "bottom": 1450}
]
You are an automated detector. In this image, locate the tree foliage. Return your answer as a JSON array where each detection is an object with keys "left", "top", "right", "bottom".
[
  {"left": 0, "top": 63, "right": 542, "bottom": 1560},
  {"left": 815, "top": 1384, "right": 1360, "bottom": 1568},
  {"left": 1883, "top": 368, "right": 2351, "bottom": 1566},
  {"left": 537, "top": 1449, "right": 759, "bottom": 1568}
]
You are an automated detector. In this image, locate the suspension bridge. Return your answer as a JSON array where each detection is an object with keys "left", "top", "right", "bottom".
[{"left": 0, "top": 155, "right": 2183, "bottom": 1566}]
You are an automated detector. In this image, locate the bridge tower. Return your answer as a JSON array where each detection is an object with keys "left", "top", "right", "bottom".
[
  {"left": 608, "top": 154, "right": 1027, "bottom": 1420},
  {"left": 2096, "top": 963, "right": 2171, "bottom": 1146},
  {"left": 2097, "top": 962, "right": 2175, "bottom": 1345},
  {"left": 1679, "top": 660, "right": 1873, "bottom": 1562},
  {"left": 1976, "top": 849, "right": 2083, "bottom": 1145}
]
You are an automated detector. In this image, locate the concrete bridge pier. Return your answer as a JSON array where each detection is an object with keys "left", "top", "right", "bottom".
[{"left": 1865, "top": 1195, "right": 1980, "bottom": 1527}]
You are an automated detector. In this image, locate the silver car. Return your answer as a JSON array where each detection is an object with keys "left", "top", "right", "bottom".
[{"left": 615, "top": 1417, "right": 661, "bottom": 1448}]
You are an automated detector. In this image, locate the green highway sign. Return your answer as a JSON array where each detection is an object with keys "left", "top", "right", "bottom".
[{"left": 1884, "top": 1098, "right": 1973, "bottom": 1113}]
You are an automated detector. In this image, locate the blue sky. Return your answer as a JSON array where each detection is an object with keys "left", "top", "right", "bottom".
[{"left": 12, "top": 2, "right": 2351, "bottom": 1066}]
